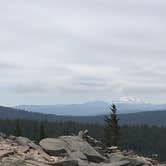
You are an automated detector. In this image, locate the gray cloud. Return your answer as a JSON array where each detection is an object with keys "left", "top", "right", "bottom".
[
  {"left": 13, "top": 84, "right": 48, "bottom": 94},
  {"left": 0, "top": 62, "right": 19, "bottom": 70},
  {"left": 0, "top": 0, "right": 166, "bottom": 105},
  {"left": 122, "top": 84, "right": 166, "bottom": 95}
]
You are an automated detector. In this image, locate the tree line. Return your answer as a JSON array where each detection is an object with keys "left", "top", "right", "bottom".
[{"left": 0, "top": 119, "right": 165, "bottom": 161}]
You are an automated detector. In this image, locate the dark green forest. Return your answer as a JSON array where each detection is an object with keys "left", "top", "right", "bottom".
[
  {"left": 0, "top": 119, "right": 166, "bottom": 162},
  {"left": 1, "top": 106, "right": 166, "bottom": 126}
]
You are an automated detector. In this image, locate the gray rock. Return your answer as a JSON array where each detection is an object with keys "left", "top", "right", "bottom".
[
  {"left": 109, "top": 153, "right": 126, "bottom": 162},
  {"left": 25, "top": 160, "right": 50, "bottom": 166},
  {"left": 40, "top": 136, "right": 105, "bottom": 163},
  {"left": 0, "top": 150, "right": 14, "bottom": 158},
  {"left": 8, "top": 135, "right": 16, "bottom": 140},
  {"left": 127, "top": 157, "right": 147, "bottom": 166},
  {"left": 102, "top": 160, "right": 130, "bottom": 166},
  {"left": 0, "top": 133, "right": 7, "bottom": 139},
  {"left": 15, "top": 137, "right": 31, "bottom": 146},
  {"left": 53, "top": 160, "right": 78, "bottom": 166},
  {"left": 87, "top": 160, "right": 130, "bottom": 166},
  {"left": 69, "top": 151, "right": 88, "bottom": 161},
  {"left": 39, "top": 138, "right": 68, "bottom": 157},
  {"left": 0, "top": 156, "right": 26, "bottom": 166},
  {"left": 60, "top": 136, "right": 105, "bottom": 163},
  {"left": 80, "top": 143, "right": 105, "bottom": 163}
]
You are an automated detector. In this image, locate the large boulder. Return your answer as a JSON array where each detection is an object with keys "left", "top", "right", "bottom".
[
  {"left": 79, "top": 142, "right": 104, "bottom": 163},
  {"left": 61, "top": 136, "right": 105, "bottom": 162},
  {"left": 40, "top": 136, "right": 105, "bottom": 163},
  {"left": 39, "top": 138, "right": 68, "bottom": 157},
  {"left": 109, "top": 153, "right": 126, "bottom": 163}
]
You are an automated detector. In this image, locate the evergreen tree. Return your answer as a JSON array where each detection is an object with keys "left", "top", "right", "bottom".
[
  {"left": 33, "top": 122, "right": 39, "bottom": 142},
  {"left": 38, "top": 121, "right": 46, "bottom": 141},
  {"left": 15, "top": 119, "right": 22, "bottom": 136},
  {"left": 104, "top": 104, "right": 120, "bottom": 146}
]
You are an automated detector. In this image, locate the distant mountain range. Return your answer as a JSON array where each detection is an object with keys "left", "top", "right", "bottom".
[
  {"left": 0, "top": 104, "right": 166, "bottom": 126},
  {"left": 14, "top": 101, "right": 166, "bottom": 116}
]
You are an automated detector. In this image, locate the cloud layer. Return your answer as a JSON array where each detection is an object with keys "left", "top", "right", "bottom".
[{"left": 0, "top": 0, "right": 166, "bottom": 105}]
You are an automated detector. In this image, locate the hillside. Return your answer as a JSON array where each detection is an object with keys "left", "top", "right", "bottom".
[{"left": 1, "top": 106, "right": 166, "bottom": 126}]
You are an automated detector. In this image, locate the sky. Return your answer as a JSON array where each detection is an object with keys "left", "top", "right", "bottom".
[{"left": 0, "top": 0, "right": 166, "bottom": 106}]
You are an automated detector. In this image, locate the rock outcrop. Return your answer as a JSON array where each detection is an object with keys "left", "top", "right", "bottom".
[{"left": 0, "top": 131, "right": 165, "bottom": 166}]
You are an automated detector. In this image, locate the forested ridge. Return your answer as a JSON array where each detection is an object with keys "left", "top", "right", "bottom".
[{"left": 1, "top": 106, "right": 166, "bottom": 126}]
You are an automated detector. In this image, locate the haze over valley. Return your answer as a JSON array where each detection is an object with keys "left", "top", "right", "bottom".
[{"left": 15, "top": 101, "right": 166, "bottom": 116}]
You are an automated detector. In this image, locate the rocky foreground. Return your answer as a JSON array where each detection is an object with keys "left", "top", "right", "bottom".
[{"left": 0, "top": 131, "right": 165, "bottom": 166}]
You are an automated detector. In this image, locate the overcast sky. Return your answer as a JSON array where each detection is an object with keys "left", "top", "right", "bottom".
[{"left": 0, "top": 0, "right": 166, "bottom": 106}]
